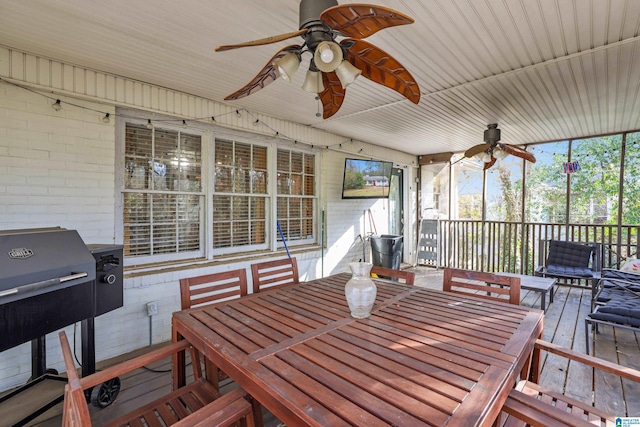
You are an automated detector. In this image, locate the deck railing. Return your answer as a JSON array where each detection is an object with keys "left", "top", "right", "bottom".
[{"left": 429, "top": 220, "right": 640, "bottom": 280}]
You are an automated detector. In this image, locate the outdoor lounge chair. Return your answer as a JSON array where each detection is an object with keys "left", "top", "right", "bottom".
[
  {"left": 536, "top": 239, "right": 601, "bottom": 282},
  {"left": 585, "top": 267, "right": 640, "bottom": 354}
]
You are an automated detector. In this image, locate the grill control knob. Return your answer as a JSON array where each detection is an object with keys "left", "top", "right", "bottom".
[{"left": 103, "top": 274, "right": 117, "bottom": 285}]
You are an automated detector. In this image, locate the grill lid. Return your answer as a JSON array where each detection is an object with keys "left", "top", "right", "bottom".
[{"left": 0, "top": 227, "right": 96, "bottom": 304}]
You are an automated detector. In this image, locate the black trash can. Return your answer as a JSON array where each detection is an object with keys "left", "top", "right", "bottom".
[{"left": 370, "top": 234, "right": 403, "bottom": 270}]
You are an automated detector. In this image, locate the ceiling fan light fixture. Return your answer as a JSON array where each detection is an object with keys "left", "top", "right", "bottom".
[
  {"left": 482, "top": 152, "right": 493, "bottom": 163},
  {"left": 314, "top": 41, "right": 343, "bottom": 72},
  {"left": 273, "top": 52, "right": 301, "bottom": 83},
  {"left": 302, "top": 69, "right": 324, "bottom": 93},
  {"left": 493, "top": 147, "right": 508, "bottom": 159},
  {"left": 335, "top": 60, "right": 362, "bottom": 88}
]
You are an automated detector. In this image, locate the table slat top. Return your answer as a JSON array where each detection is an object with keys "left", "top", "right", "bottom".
[{"left": 173, "top": 272, "right": 543, "bottom": 427}]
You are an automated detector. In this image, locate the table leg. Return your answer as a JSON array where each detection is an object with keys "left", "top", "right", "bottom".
[{"left": 540, "top": 293, "right": 546, "bottom": 311}]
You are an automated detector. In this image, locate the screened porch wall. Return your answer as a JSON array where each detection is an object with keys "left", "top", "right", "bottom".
[{"left": 420, "top": 130, "right": 640, "bottom": 278}]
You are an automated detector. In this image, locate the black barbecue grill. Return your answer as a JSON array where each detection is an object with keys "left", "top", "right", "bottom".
[{"left": 0, "top": 227, "right": 124, "bottom": 426}]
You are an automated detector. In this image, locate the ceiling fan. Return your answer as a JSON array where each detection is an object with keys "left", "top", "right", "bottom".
[
  {"left": 215, "top": 0, "right": 421, "bottom": 119},
  {"left": 464, "top": 124, "right": 536, "bottom": 170}
]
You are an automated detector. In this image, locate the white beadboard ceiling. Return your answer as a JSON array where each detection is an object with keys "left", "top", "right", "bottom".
[{"left": 1, "top": 0, "right": 639, "bottom": 156}]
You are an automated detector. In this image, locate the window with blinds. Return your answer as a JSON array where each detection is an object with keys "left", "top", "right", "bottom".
[
  {"left": 277, "top": 149, "right": 316, "bottom": 242},
  {"left": 213, "top": 139, "right": 268, "bottom": 250},
  {"left": 123, "top": 124, "right": 203, "bottom": 257}
]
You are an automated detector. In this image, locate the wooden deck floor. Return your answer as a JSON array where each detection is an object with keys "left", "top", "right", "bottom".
[{"left": 15, "top": 267, "right": 640, "bottom": 425}]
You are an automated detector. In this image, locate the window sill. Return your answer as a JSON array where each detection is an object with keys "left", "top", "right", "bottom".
[{"left": 124, "top": 245, "right": 322, "bottom": 278}]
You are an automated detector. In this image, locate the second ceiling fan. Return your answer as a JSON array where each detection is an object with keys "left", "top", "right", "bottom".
[
  {"left": 464, "top": 124, "right": 536, "bottom": 170},
  {"left": 215, "top": 0, "right": 421, "bottom": 119}
]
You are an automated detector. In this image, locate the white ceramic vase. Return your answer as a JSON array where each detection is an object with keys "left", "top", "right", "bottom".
[{"left": 345, "top": 262, "right": 377, "bottom": 318}]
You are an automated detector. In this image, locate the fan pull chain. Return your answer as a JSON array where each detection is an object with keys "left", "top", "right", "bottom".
[{"left": 315, "top": 96, "right": 321, "bottom": 117}]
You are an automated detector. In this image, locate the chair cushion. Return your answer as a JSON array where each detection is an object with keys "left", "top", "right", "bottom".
[
  {"left": 596, "top": 286, "right": 640, "bottom": 303},
  {"left": 602, "top": 268, "right": 640, "bottom": 282},
  {"left": 589, "top": 298, "right": 640, "bottom": 327},
  {"left": 619, "top": 258, "right": 640, "bottom": 273},
  {"left": 545, "top": 264, "right": 594, "bottom": 277},
  {"left": 546, "top": 240, "right": 594, "bottom": 268}
]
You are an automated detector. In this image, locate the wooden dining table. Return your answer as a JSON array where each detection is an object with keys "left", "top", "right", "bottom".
[{"left": 172, "top": 272, "right": 544, "bottom": 427}]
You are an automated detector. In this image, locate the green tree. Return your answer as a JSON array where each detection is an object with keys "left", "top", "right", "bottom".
[{"left": 343, "top": 171, "right": 365, "bottom": 190}]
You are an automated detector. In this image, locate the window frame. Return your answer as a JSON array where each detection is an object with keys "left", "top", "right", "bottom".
[
  {"left": 211, "top": 138, "right": 270, "bottom": 256},
  {"left": 115, "top": 112, "right": 320, "bottom": 267},
  {"left": 276, "top": 148, "right": 317, "bottom": 248}
]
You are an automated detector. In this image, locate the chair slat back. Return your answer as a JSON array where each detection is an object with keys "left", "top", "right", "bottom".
[
  {"left": 251, "top": 257, "right": 299, "bottom": 293},
  {"left": 180, "top": 269, "right": 248, "bottom": 310},
  {"left": 443, "top": 268, "right": 521, "bottom": 305},
  {"left": 370, "top": 265, "right": 415, "bottom": 285}
]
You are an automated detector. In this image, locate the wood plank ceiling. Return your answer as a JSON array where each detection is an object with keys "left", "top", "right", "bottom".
[{"left": 1, "top": 0, "right": 639, "bottom": 156}]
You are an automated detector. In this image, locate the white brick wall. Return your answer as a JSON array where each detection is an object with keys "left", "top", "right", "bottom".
[{"left": 0, "top": 56, "right": 417, "bottom": 392}]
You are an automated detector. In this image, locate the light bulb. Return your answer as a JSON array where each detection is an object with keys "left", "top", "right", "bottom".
[
  {"left": 482, "top": 152, "right": 493, "bottom": 163},
  {"left": 182, "top": 120, "right": 187, "bottom": 128},
  {"left": 320, "top": 46, "right": 334, "bottom": 63},
  {"left": 146, "top": 119, "right": 153, "bottom": 129},
  {"left": 102, "top": 113, "right": 110, "bottom": 123},
  {"left": 52, "top": 99, "right": 62, "bottom": 111},
  {"left": 493, "top": 148, "right": 509, "bottom": 159},
  {"left": 273, "top": 52, "right": 300, "bottom": 83}
]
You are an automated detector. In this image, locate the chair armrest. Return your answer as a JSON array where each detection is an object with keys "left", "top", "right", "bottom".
[
  {"left": 78, "top": 340, "right": 191, "bottom": 390},
  {"left": 534, "top": 339, "right": 640, "bottom": 382}
]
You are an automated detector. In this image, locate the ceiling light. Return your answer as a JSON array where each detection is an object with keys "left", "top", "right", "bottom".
[
  {"left": 493, "top": 148, "right": 508, "bottom": 159},
  {"left": 302, "top": 70, "right": 324, "bottom": 93},
  {"left": 102, "top": 113, "right": 110, "bottom": 123},
  {"left": 314, "top": 41, "right": 343, "bottom": 72},
  {"left": 182, "top": 120, "right": 187, "bottom": 128},
  {"left": 146, "top": 119, "right": 153, "bottom": 129},
  {"left": 273, "top": 52, "right": 301, "bottom": 83},
  {"left": 482, "top": 152, "right": 493, "bottom": 163},
  {"left": 52, "top": 99, "right": 62, "bottom": 111},
  {"left": 335, "top": 61, "right": 361, "bottom": 88}
]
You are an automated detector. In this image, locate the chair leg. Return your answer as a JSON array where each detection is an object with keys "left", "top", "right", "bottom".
[{"left": 584, "top": 318, "right": 590, "bottom": 355}]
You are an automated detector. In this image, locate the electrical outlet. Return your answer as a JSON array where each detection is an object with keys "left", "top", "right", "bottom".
[{"left": 146, "top": 301, "right": 158, "bottom": 316}]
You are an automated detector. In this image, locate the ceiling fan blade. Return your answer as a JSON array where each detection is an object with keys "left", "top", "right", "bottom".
[
  {"left": 224, "top": 45, "right": 301, "bottom": 100},
  {"left": 343, "top": 39, "right": 420, "bottom": 104},
  {"left": 483, "top": 157, "right": 497, "bottom": 170},
  {"left": 501, "top": 144, "right": 537, "bottom": 163},
  {"left": 320, "top": 4, "right": 414, "bottom": 39},
  {"left": 464, "top": 143, "right": 492, "bottom": 158},
  {"left": 319, "top": 71, "right": 346, "bottom": 119},
  {"left": 215, "top": 29, "right": 307, "bottom": 52}
]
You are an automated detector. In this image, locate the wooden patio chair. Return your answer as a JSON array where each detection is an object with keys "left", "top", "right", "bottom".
[
  {"left": 370, "top": 265, "right": 416, "bottom": 285},
  {"left": 58, "top": 331, "right": 256, "bottom": 427},
  {"left": 250, "top": 257, "right": 299, "bottom": 293},
  {"left": 443, "top": 268, "right": 521, "bottom": 305},
  {"left": 180, "top": 269, "right": 248, "bottom": 388},
  {"left": 499, "top": 339, "right": 640, "bottom": 427}
]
